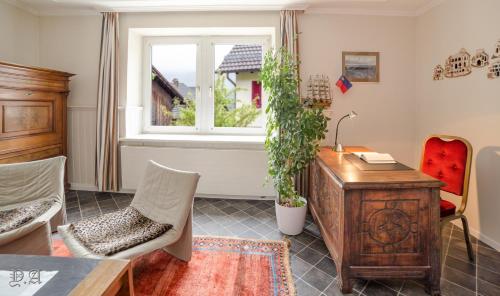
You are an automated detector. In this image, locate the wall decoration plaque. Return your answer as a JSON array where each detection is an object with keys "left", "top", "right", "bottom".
[
  {"left": 433, "top": 65, "right": 444, "bottom": 80},
  {"left": 492, "top": 40, "right": 500, "bottom": 59},
  {"left": 471, "top": 49, "right": 489, "bottom": 68},
  {"left": 487, "top": 60, "right": 500, "bottom": 79},
  {"left": 445, "top": 48, "right": 472, "bottom": 78}
]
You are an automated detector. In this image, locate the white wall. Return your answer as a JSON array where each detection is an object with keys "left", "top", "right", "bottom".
[
  {"left": 0, "top": 1, "right": 39, "bottom": 65},
  {"left": 299, "top": 13, "right": 417, "bottom": 165},
  {"left": 38, "top": 15, "right": 102, "bottom": 189},
  {"left": 416, "top": 0, "right": 500, "bottom": 249}
]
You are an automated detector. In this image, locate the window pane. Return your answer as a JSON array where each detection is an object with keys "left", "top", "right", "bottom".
[
  {"left": 151, "top": 44, "right": 196, "bottom": 127},
  {"left": 214, "top": 44, "right": 264, "bottom": 128}
]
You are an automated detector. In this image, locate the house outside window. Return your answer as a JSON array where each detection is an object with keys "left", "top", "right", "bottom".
[{"left": 143, "top": 34, "right": 271, "bottom": 135}]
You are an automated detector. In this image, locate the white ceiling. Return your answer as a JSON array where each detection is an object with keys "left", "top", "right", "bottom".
[{"left": 7, "top": 0, "right": 443, "bottom": 16}]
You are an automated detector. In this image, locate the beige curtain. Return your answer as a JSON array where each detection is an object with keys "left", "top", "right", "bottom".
[
  {"left": 280, "top": 10, "right": 299, "bottom": 65},
  {"left": 96, "top": 12, "right": 119, "bottom": 192},
  {"left": 280, "top": 10, "right": 308, "bottom": 198}
]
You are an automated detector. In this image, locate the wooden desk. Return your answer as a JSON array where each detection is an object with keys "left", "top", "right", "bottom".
[{"left": 309, "top": 147, "right": 443, "bottom": 295}]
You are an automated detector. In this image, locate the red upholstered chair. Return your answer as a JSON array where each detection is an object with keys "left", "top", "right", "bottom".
[{"left": 420, "top": 135, "right": 474, "bottom": 262}]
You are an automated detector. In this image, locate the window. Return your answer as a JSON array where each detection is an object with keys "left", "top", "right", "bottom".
[{"left": 143, "top": 34, "right": 271, "bottom": 135}]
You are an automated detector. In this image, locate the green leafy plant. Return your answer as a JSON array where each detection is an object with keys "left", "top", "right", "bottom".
[
  {"left": 168, "top": 74, "right": 260, "bottom": 127},
  {"left": 261, "top": 48, "right": 328, "bottom": 207}
]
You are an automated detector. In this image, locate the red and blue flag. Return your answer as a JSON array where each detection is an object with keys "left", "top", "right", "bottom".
[{"left": 336, "top": 75, "right": 352, "bottom": 94}]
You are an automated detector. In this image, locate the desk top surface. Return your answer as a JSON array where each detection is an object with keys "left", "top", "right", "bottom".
[{"left": 316, "top": 146, "right": 443, "bottom": 190}]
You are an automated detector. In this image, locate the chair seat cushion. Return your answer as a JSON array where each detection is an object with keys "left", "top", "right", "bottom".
[
  {"left": 440, "top": 199, "right": 456, "bottom": 218},
  {"left": 0, "top": 199, "right": 55, "bottom": 234},
  {"left": 69, "top": 206, "right": 172, "bottom": 256}
]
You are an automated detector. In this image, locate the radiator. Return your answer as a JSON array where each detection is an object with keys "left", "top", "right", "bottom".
[{"left": 120, "top": 145, "right": 275, "bottom": 198}]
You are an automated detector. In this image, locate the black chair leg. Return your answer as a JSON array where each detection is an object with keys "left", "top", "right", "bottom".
[{"left": 461, "top": 215, "right": 475, "bottom": 262}]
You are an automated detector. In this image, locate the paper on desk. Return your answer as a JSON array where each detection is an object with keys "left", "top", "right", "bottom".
[
  {"left": 352, "top": 152, "right": 396, "bottom": 163},
  {"left": 0, "top": 270, "right": 58, "bottom": 296}
]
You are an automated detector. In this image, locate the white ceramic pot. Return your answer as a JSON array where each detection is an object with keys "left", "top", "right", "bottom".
[{"left": 275, "top": 197, "right": 308, "bottom": 235}]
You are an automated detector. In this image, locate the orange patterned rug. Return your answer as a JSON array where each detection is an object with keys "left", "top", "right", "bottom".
[{"left": 52, "top": 236, "right": 295, "bottom": 296}]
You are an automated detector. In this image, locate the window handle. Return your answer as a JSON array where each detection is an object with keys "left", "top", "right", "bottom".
[{"left": 209, "top": 86, "right": 213, "bottom": 97}]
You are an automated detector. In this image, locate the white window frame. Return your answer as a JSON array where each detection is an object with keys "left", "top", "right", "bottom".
[{"left": 142, "top": 33, "right": 271, "bottom": 135}]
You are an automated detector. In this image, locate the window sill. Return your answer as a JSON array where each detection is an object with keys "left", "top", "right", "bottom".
[{"left": 120, "top": 134, "right": 266, "bottom": 150}]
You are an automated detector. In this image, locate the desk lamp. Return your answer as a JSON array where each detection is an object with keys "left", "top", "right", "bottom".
[{"left": 333, "top": 111, "right": 357, "bottom": 152}]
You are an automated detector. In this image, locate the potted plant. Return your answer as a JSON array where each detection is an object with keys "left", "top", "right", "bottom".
[{"left": 261, "top": 48, "right": 328, "bottom": 235}]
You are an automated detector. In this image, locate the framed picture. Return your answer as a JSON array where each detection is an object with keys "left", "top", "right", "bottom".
[{"left": 342, "top": 51, "right": 380, "bottom": 82}]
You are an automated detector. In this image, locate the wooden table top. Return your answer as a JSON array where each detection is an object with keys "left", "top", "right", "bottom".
[
  {"left": 69, "top": 259, "right": 131, "bottom": 296},
  {"left": 316, "top": 146, "right": 443, "bottom": 190}
]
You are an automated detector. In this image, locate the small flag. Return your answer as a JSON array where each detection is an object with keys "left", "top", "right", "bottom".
[{"left": 336, "top": 75, "right": 352, "bottom": 94}]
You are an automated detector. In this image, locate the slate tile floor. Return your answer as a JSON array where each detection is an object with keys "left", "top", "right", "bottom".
[{"left": 64, "top": 190, "right": 500, "bottom": 296}]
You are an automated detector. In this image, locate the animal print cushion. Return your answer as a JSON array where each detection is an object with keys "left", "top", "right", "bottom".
[
  {"left": 69, "top": 206, "right": 172, "bottom": 256},
  {"left": 0, "top": 199, "right": 55, "bottom": 234}
]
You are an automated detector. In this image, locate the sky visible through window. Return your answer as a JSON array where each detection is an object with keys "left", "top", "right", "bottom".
[
  {"left": 152, "top": 44, "right": 197, "bottom": 87},
  {"left": 152, "top": 43, "right": 233, "bottom": 88}
]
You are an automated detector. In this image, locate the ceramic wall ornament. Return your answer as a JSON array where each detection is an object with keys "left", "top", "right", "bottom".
[
  {"left": 488, "top": 40, "right": 500, "bottom": 79},
  {"left": 445, "top": 48, "right": 472, "bottom": 78},
  {"left": 434, "top": 40, "right": 500, "bottom": 81},
  {"left": 492, "top": 40, "right": 500, "bottom": 59},
  {"left": 433, "top": 65, "right": 445, "bottom": 80},
  {"left": 487, "top": 60, "right": 500, "bottom": 79},
  {"left": 471, "top": 49, "right": 489, "bottom": 68}
]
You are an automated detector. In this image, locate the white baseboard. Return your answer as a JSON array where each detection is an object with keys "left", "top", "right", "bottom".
[
  {"left": 452, "top": 220, "right": 500, "bottom": 251},
  {"left": 71, "top": 184, "right": 275, "bottom": 201},
  {"left": 69, "top": 183, "right": 98, "bottom": 191},
  {"left": 195, "top": 193, "right": 275, "bottom": 201}
]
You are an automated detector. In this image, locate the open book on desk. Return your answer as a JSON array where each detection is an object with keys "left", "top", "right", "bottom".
[{"left": 352, "top": 152, "right": 397, "bottom": 164}]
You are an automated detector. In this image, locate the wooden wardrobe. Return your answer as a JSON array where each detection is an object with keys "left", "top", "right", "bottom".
[{"left": 0, "top": 61, "right": 74, "bottom": 228}]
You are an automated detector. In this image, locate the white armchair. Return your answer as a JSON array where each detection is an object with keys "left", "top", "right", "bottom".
[
  {"left": 0, "top": 156, "right": 66, "bottom": 255},
  {"left": 58, "top": 160, "right": 200, "bottom": 261}
]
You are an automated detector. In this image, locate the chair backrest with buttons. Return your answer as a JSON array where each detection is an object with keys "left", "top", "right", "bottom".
[{"left": 420, "top": 135, "right": 472, "bottom": 213}]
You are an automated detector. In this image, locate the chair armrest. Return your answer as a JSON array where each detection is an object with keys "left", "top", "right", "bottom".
[{"left": 0, "top": 220, "right": 47, "bottom": 247}]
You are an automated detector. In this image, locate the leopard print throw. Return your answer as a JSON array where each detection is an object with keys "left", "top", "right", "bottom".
[
  {"left": 69, "top": 206, "right": 172, "bottom": 256},
  {"left": 0, "top": 199, "right": 55, "bottom": 234}
]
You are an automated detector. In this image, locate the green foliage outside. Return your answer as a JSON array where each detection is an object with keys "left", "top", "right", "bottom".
[
  {"left": 164, "top": 74, "right": 260, "bottom": 127},
  {"left": 261, "top": 48, "right": 329, "bottom": 207}
]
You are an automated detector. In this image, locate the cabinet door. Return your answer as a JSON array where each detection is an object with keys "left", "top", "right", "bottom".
[{"left": 0, "top": 89, "right": 63, "bottom": 156}]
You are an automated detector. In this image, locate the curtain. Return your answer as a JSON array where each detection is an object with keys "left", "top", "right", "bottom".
[
  {"left": 280, "top": 10, "right": 308, "bottom": 198},
  {"left": 96, "top": 12, "right": 119, "bottom": 192},
  {"left": 280, "top": 10, "right": 299, "bottom": 66}
]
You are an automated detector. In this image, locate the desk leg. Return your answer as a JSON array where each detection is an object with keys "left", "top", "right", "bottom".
[
  {"left": 338, "top": 265, "right": 353, "bottom": 294},
  {"left": 117, "top": 264, "right": 134, "bottom": 296},
  {"left": 427, "top": 188, "right": 442, "bottom": 296}
]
